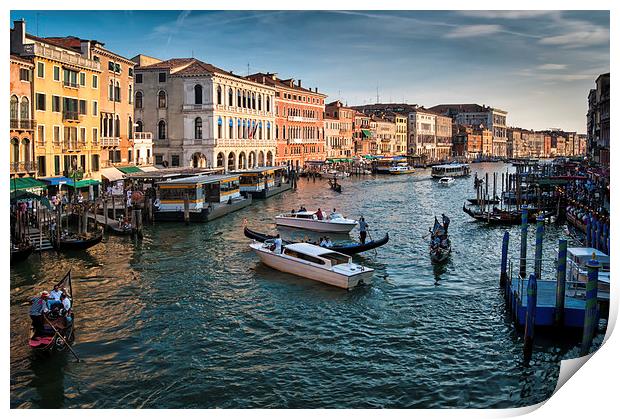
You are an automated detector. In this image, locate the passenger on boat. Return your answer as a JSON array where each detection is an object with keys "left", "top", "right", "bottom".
[
  {"left": 60, "top": 294, "right": 72, "bottom": 321},
  {"left": 330, "top": 208, "right": 337, "bottom": 219},
  {"left": 49, "top": 284, "right": 62, "bottom": 301},
  {"left": 316, "top": 208, "right": 324, "bottom": 220},
  {"left": 299, "top": 205, "right": 307, "bottom": 212},
  {"left": 442, "top": 214, "right": 450, "bottom": 232},
  {"left": 359, "top": 217, "right": 368, "bottom": 244},
  {"left": 274, "top": 234, "right": 283, "bottom": 254},
  {"left": 30, "top": 291, "right": 50, "bottom": 334}
]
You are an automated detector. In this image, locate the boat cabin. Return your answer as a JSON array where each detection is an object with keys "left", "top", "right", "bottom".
[
  {"left": 156, "top": 174, "right": 241, "bottom": 212},
  {"left": 566, "top": 247, "right": 610, "bottom": 293},
  {"left": 431, "top": 163, "right": 470, "bottom": 178},
  {"left": 234, "top": 166, "right": 286, "bottom": 194},
  {"left": 282, "top": 243, "right": 352, "bottom": 268}
]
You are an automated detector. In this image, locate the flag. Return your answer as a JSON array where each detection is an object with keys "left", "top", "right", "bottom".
[{"left": 249, "top": 122, "right": 258, "bottom": 139}]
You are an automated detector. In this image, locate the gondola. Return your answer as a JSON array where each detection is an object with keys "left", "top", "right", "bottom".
[
  {"left": 462, "top": 203, "right": 549, "bottom": 225},
  {"left": 328, "top": 178, "right": 342, "bottom": 193},
  {"left": 11, "top": 242, "right": 34, "bottom": 265},
  {"left": 466, "top": 197, "right": 500, "bottom": 206},
  {"left": 243, "top": 226, "right": 388, "bottom": 255},
  {"left": 107, "top": 224, "right": 134, "bottom": 236},
  {"left": 29, "top": 270, "right": 75, "bottom": 353},
  {"left": 429, "top": 217, "right": 451, "bottom": 263},
  {"left": 54, "top": 229, "right": 103, "bottom": 251}
]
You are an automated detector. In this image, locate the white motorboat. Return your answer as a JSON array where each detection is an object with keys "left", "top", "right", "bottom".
[
  {"left": 438, "top": 177, "right": 455, "bottom": 186},
  {"left": 326, "top": 170, "right": 350, "bottom": 178},
  {"left": 250, "top": 241, "right": 373, "bottom": 289},
  {"left": 275, "top": 210, "right": 358, "bottom": 233},
  {"left": 388, "top": 164, "right": 415, "bottom": 175}
]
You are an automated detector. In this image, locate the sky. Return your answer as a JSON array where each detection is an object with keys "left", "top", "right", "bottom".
[{"left": 10, "top": 10, "right": 610, "bottom": 133}]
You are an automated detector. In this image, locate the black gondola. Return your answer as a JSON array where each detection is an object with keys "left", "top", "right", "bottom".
[
  {"left": 244, "top": 226, "right": 388, "bottom": 255},
  {"left": 54, "top": 229, "right": 103, "bottom": 251},
  {"left": 11, "top": 241, "right": 34, "bottom": 265},
  {"left": 328, "top": 178, "right": 342, "bottom": 193},
  {"left": 466, "top": 197, "right": 500, "bottom": 206},
  {"left": 29, "top": 270, "right": 75, "bottom": 353},
  {"left": 429, "top": 217, "right": 451, "bottom": 263},
  {"left": 107, "top": 224, "right": 134, "bottom": 236}
]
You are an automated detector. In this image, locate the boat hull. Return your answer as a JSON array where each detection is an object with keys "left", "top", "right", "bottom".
[
  {"left": 275, "top": 217, "right": 357, "bottom": 233},
  {"left": 253, "top": 247, "right": 373, "bottom": 289}
]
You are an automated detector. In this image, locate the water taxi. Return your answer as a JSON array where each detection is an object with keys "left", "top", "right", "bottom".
[
  {"left": 250, "top": 241, "right": 373, "bottom": 289},
  {"left": 155, "top": 174, "right": 251, "bottom": 222},
  {"left": 234, "top": 166, "right": 291, "bottom": 199},
  {"left": 388, "top": 163, "right": 415, "bottom": 175},
  {"left": 438, "top": 177, "right": 455, "bottom": 186},
  {"left": 431, "top": 163, "right": 471, "bottom": 179},
  {"left": 275, "top": 210, "right": 358, "bottom": 233}
]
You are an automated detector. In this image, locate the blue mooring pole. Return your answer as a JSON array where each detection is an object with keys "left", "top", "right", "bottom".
[
  {"left": 519, "top": 206, "right": 528, "bottom": 279},
  {"left": 580, "top": 256, "right": 600, "bottom": 357},
  {"left": 585, "top": 216, "right": 591, "bottom": 247},
  {"left": 534, "top": 215, "right": 544, "bottom": 280},
  {"left": 524, "top": 273, "right": 537, "bottom": 364},
  {"left": 500, "top": 231, "right": 509, "bottom": 288},
  {"left": 554, "top": 239, "right": 568, "bottom": 327}
]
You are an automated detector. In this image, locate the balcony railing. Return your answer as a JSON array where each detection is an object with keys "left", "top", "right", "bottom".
[
  {"left": 206, "top": 138, "right": 277, "bottom": 148},
  {"left": 23, "top": 42, "right": 101, "bottom": 71},
  {"left": 63, "top": 111, "right": 80, "bottom": 121},
  {"left": 10, "top": 119, "right": 36, "bottom": 130},
  {"left": 10, "top": 161, "right": 38, "bottom": 174},
  {"left": 63, "top": 80, "right": 79, "bottom": 88},
  {"left": 101, "top": 137, "right": 120, "bottom": 147},
  {"left": 134, "top": 132, "right": 153, "bottom": 141},
  {"left": 287, "top": 116, "right": 318, "bottom": 122}
]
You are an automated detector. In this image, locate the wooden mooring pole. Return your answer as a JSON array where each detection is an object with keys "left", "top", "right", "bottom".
[
  {"left": 524, "top": 273, "right": 537, "bottom": 364},
  {"left": 519, "top": 205, "right": 528, "bottom": 279},
  {"left": 534, "top": 215, "right": 544, "bottom": 280},
  {"left": 580, "top": 257, "right": 600, "bottom": 357},
  {"left": 500, "top": 231, "right": 509, "bottom": 288},
  {"left": 183, "top": 194, "right": 190, "bottom": 225},
  {"left": 554, "top": 239, "right": 568, "bottom": 327}
]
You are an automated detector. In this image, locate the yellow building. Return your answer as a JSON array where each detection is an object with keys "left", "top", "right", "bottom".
[
  {"left": 10, "top": 20, "right": 103, "bottom": 183},
  {"left": 385, "top": 113, "right": 408, "bottom": 155}
]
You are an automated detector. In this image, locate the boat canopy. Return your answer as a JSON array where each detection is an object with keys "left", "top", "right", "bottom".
[{"left": 10, "top": 177, "right": 47, "bottom": 192}]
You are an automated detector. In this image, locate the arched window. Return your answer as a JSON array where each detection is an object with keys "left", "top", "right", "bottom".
[
  {"left": 115, "top": 115, "right": 120, "bottom": 137},
  {"left": 215, "top": 85, "right": 221, "bottom": 105},
  {"left": 282, "top": 124, "right": 286, "bottom": 140},
  {"left": 252, "top": 93, "right": 256, "bottom": 109},
  {"left": 229, "top": 118, "right": 234, "bottom": 138},
  {"left": 195, "top": 117, "right": 203, "bottom": 139},
  {"left": 12, "top": 138, "right": 19, "bottom": 164},
  {"left": 109, "top": 81, "right": 114, "bottom": 100},
  {"left": 115, "top": 81, "right": 121, "bottom": 102},
  {"left": 258, "top": 94, "right": 262, "bottom": 111},
  {"left": 20, "top": 97, "right": 29, "bottom": 121},
  {"left": 258, "top": 122, "right": 263, "bottom": 140},
  {"left": 275, "top": 125, "right": 279, "bottom": 139},
  {"left": 128, "top": 116, "right": 133, "bottom": 139},
  {"left": 158, "top": 120, "right": 166, "bottom": 140},
  {"left": 195, "top": 84, "right": 203, "bottom": 105},
  {"left": 135, "top": 91, "right": 143, "bottom": 109},
  {"left": 266, "top": 97, "right": 271, "bottom": 112},
  {"left": 237, "top": 91, "right": 241, "bottom": 107},
  {"left": 242, "top": 91, "right": 247, "bottom": 108},
  {"left": 136, "top": 120, "right": 143, "bottom": 132},
  {"left": 267, "top": 122, "right": 271, "bottom": 140},
  {"left": 10, "top": 96, "right": 18, "bottom": 121},
  {"left": 158, "top": 90, "right": 167, "bottom": 108},
  {"left": 129, "top": 85, "right": 133, "bottom": 104},
  {"left": 217, "top": 117, "right": 222, "bottom": 138},
  {"left": 102, "top": 115, "right": 108, "bottom": 137},
  {"left": 238, "top": 118, "right": 242, "bottom": 138},
  {"left": 228, "top": 88, "right": 233, "bottom": 106},
  {"left": 22, "top": 138, "right": 31, "bottom": 163}
]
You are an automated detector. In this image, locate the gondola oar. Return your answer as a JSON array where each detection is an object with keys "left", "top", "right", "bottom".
[{"left": 44, "top": 315, "right": 80, "bottom": 362}]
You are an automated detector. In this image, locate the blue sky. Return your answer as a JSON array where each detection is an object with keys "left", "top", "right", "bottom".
[{"left": 10, "top": 10, "right": 609, "bottom": 132}]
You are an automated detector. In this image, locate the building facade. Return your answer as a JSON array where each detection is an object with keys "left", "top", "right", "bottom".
[
  {"left": 352, "top": 112, "right": 372, "bottom": 156},
  {"left": 586, "top": 73, "right": 610, "bottom": 166},
  {"left": 11, "top": 20, "right": 103, "bottom": 180},
  {"left": 370, "top": 116, "right": 397, "bottom": 156},
  {"left": 383, "top": 113, "right": 407, "bottom": 155},
  {"left": 407, "top": 108, "right": 436, "bottom": 159},
  {"left": 133, "top": 56, "right": 276, "bottom": 171},
  {"left": 247, "top": 73, "right": 326, "bottom": 168},
  {"left": 324, "top": 116, "right": 342, "bottom": 159},
  {"left": 325, "top": 101, "right": 354, "bottom": 158},
  {"left": 10, "top": 54, "right": 36, "bottom": 178},
  {"left": 435, "top": 114, "right": 453, "bottom": 160}
]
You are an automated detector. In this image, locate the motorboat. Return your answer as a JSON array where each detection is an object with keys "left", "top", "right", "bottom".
[
  {"left": 388, "top": 163, "right": 415, "bottom": 175},
  {"left": 566, "top": 247, "right": 610, "bottom": 300},
  {"left": 275, "top": 211, "right": 358, "bottom": 233},
  {"left": 250, "top": 241, "right": 373, "bottom": 289},
  {"left": 438, "top": 177, "right": 455, "bottom": 186},
  {"left": 431, "top": 163, "right": 470, "bottom": 178},
  {"left": 326, "top": 170, "right": 350, "bottom": 178}
]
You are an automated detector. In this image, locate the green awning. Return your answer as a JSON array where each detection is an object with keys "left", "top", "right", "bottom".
[
  {"left": 117, "top": 166, "right": 143, "bottom": 174},
  {"left": 362, "top": 129, "right": 372, "bottom": 138},
  {"left": 10, "top": 177, "right": 47, "bottom": 192},
  {"left": 67, "top": 179, "right": 101, "bottom": 189},
  {"left": 10, "top": 190, "right": 52, "bottom": 209}
]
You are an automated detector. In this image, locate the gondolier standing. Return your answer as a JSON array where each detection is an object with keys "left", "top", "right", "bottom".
[
  {"left": 30, "top": 291, "right": 50, "bottom": 334},
  {"left": 359, "top": 217, "right": 368, "bottom": 244}
]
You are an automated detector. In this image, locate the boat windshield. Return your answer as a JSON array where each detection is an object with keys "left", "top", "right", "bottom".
[
  {"left": 283, "top": 248, "right": 326, "bottom": 265},
  {"left": 319, "top": 252, "right": 350, "bottom": 265}
]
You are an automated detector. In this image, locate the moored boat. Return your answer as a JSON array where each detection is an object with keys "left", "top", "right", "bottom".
[
  {"left": 388, "top": 163, "right": 415, "bottom": 175},
  {"left": 431, "top": 163, "right": 470, "bottom": 179},
  {"left": 250, "top": 241, "right": 374, "bottom": 289},
  {"left": 11, "top": 241, "right": 34, "bottom": 265},
  {"left": 566, "top": 247, "right": 610, "bottom": 300},
  {"left": 54, "top": 229, "right": 103, "bottom": 251},
  {"left": 243, "top": 227, "right": 389, "bottom": 255},
  {"left": 275, "top": 210, "right": 357, "bottom": 233}
]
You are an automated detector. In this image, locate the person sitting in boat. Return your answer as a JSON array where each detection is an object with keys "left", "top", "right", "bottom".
[
  {"left": 60, "top": 293, "right": 72, "bottom": 322},
  {"left": 330, "top": 208, "right": 338, "bottom": 219},
  {"left": 316, "top": 208, "right": 324, "bottom": 220},
  {"left": 274, "top": 234, "right": 283, "bottom": 254},
  {"left": 30, "top": 291, "right": 50, "bottom": 334},
  {"left": 49, "top": 284, "right": 62, "bottom": 301},
  {"left": 320, "top": 237, "right": 328, "bottom": 247},
  {"left": 325, "top": 237, "right": 333, "bottom": 247}
]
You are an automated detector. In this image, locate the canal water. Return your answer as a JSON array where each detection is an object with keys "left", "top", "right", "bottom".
[{"left": 10, "top": 163, "right": 603, "bottom": 408}]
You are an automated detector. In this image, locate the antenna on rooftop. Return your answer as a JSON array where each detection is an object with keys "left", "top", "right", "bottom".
[
  {"left": 191, "top": 50, "right": 194, "bottom": 58},
  {"left": 36, "top": 12, "right": 39, "bottom": 36},
  {"left": 376, "top": 84, "right": 379, "bottom": 104},
  {"left": 247, "top": 62, "right": 250, "bottom": 76}
]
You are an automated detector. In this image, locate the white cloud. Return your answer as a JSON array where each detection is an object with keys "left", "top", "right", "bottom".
[
  {"left": 458, "top": 11, "right": 556, "bottom": 19},
  {"left": 537, "top": 64, "right": 568, "bottom": 70},
  {"left": 539, "top": 21, "right": 609, "bottom": 48},
  {"left": 444, "top": 24, "right": 502, "bottom": 39}
]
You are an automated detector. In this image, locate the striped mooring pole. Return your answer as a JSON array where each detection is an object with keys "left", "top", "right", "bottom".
[
  {"left": 500, "top": 231, "right": 509, "bottom": 288},
  {"left": 586, "top": 216, "right": 591, "bottom": 247},
  {"left": 519, "top": 206, "right": 528, "bottom": 279},
  {"left": 580, "top": 256, "right": 600, "bottom": 357},
  {"left": 524, "top": 273, "right": 537, "bottom": 364},
  {"left": 534, "top": 215, "right": 544, "bottom": 280},
  {"left": 554, "top": 239, "right": 568, "bottom": 327}
]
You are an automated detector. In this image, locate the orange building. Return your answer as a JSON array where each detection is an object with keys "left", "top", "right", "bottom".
[
  {"left": 10, "top": 54, "right": 36, "bottom": 178},
  {"left": 247, "top": 73, "right": 326, "bottom": 168},
  {"left": 325, "top": 101, "right": 355, "bottom": 158},
  {"left": 352, "top": 111, "right": 372, "bottom": 156}
]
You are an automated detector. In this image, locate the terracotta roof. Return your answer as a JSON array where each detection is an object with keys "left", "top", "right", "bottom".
[
  {"left": 44, "top": 36, "right": 82, "bottom": 51},
  {"left": 10, "top": 54, "right": 33, "bottom": 65},
  {"left": 247, "top": 72, "right": 326, "bottom": 96}
]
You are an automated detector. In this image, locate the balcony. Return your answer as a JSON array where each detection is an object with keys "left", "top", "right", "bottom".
[
  {"left": 63, "top": 80, "right": 79, "bottom": 89},
  {"left": 207, "top": 138, "right": 277, "bottom": 148},
  {"left": 136, "top": 157, "right": 153, "bottom": 166},
  {"left": 10, "top": 161, "right": 37, "bottom": 174},
  {"left": 23, "top": 42, "right": 101, "bottom": 71},
  {"left": 134, "top": 132, "right": 153, "bottom": 146},
  {"left": 62, "top": 140, "right": 81, "bottom": 152},
  {"left": 183, "top": 103, "right": 211, "bottom": 112},
  {"left": 62, "top": 111, "right": 80, "bottom": 121},
  {"left": 10, "top": 119, "right": 36, "bottom": 130},
  {"left": 287, "top": 116, "right": 317, "bottom": 123},
  {"left": 101, "top": 137, "right": 120, "bottom": 147}
]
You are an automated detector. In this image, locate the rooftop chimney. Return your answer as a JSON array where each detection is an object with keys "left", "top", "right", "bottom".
[
  {"left": 298, "top": 79, "right": 302, "bottom": 87},
  {"left": 11, "top": 19, "right": 26, "bottom": 54}
]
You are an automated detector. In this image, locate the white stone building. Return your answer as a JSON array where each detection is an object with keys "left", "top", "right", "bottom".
[
  {"left": 132, "top": 55, "right": 276, "bottom": 171},
  {"left": 407, "top": 108, "right": 437, "bottom": 158}
]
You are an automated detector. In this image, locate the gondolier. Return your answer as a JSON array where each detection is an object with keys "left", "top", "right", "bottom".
[
  {"left": 30, "top": 291, "right": 50, "bottom": 334},
  {"left": 359, "top": 217, "right": 368, "bottom": 244}
]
